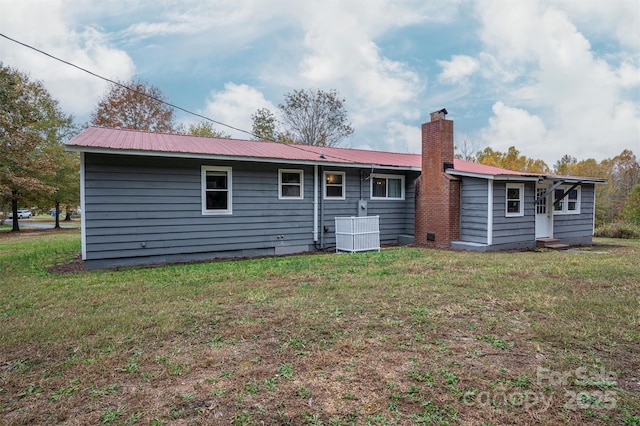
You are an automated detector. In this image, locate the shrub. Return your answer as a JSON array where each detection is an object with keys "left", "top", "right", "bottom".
[{"left": 594, "top": 221, "right": 640, "bottom": 239}]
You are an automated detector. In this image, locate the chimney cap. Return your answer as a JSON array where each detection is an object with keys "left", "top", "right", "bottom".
[{"left": 430, "top": 108, "right": 448, "bottom": 121}]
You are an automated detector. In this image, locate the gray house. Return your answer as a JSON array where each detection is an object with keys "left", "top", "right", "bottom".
[
  {"left": 66, "top": 127, "right": 421, "bottom": 269},
  {"left": 414, "top": 109, "right": 605, "bottom": 251},
  {"left": 66, "top": 111, "right": 604, "bottom": 269}
]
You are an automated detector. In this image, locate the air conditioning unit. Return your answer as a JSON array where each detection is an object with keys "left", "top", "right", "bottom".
[{"left": 335, "top": 216, "right": 380, "bottom": 253}]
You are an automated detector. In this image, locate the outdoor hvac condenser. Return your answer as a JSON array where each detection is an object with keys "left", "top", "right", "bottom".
[{"left": 334, "top": 216, "right": 380, "bottom": 253}]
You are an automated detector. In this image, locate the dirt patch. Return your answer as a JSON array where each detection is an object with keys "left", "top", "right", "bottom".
[{"left": 46, "top": 252, "right": 86, "bottom": 274}]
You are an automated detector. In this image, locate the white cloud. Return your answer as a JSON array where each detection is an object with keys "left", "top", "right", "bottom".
[
  {"left": 545, "top": 0, "right": 640, "bottom": 50},
  {"left": 200, "top": 83, "right": 277, "bottom": 139},
  {"left": 480, "top": 102, "right": 549, "bottom": 153},
  {"left": 0, "top": 0, "right": 135, "bottom": 119},
  {"left": 3, "top": 0, "right": 634, "bottom": 164},
  {"left": 437, "top": 55, "right": 479, "bottom": 84},
  {"left": 383, "top": 121, "right": 422, "bottom": 154},
  {"left": 475, "top": 0, "right": 640, "bottom": 164},
  {"left": 293, "top": 1, "right": 425, "bottom": 109},
  {"left": 269, "top": 0, "right": 446, "bottom": 152}
]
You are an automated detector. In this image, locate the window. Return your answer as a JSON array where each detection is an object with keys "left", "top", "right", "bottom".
[
  {"left": 370, "top": 174, "right": 405, "bottom": 200},
  {"left": 279, "top": 169, "right": 303, "bottom": 199},
  {"left": 505, "top": 183, "right": 524, "bottom": 217},
  {"left": 202, "top": 166, "right": 232, "bottom": 214},
  {"left": 324, "top": 171, "right": 345, "bottom": 199},
  {"left": 554, "top": 185, "right": 581, "bottom": 214}
]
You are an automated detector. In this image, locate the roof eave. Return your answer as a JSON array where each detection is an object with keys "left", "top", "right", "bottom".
[
  {"left": 446, "top": 170, "right": 541, "bottom": 182},
  {"left": 65, "top": 145, "right": 421, "bottom": 171},
  {"left": 446, "top": 169, "right": 606, "bottom": 184},
  {"left": 545, "top": 176, "right": 607, "bottom": 184}
]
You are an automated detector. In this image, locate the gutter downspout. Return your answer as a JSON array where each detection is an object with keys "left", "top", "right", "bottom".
[
  {"left": 319, "top": 166, "right": 325, "bottom": 250},
  {"left": 487, "top": 179, "right": 493, "bottom": 246},
  {"left": 592, "top": 185, "right": 596, "bottom": 236},
  {"left": 80, "top": 152, "right": 87, "bottom": 260},
  {"left": 313, "top": 165, "right": 319, "bottom": 243}
]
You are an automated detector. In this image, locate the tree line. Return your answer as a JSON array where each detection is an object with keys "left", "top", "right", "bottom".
[
  {"left": 1, "top": 65, "right": 354, "bottom": 231},
  {"left": 2, "top": 62, "right": 637, "bottom": 232}
]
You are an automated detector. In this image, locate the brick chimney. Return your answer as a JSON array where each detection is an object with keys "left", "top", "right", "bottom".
[{"left": 415, "top": 108, "right": 460, "bottom": 248}]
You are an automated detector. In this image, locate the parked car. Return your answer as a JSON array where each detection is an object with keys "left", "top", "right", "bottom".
[{"left": 8, "top": 209, "right": 33, "bottom": 219}]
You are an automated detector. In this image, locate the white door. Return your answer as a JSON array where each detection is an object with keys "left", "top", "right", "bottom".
[{"left": 535, "top": 183, "right": 553, "bottom": 239}]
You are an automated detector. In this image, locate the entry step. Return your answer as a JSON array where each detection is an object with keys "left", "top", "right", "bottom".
[{"left": 536, "top": 238, "right": 569, "bottom": 250}]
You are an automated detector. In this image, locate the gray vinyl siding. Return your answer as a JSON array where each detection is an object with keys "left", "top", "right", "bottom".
[
  {"left": 456, "top": 180, "right": 596, "bottom": 250},
  {"left": 553, "top": 184, "right": 595, "bottom": 245},
  {"left": 459, "top": 178, "right": 489, "bottom": 244},
  {"left": 320, "top": 170, "right": 419, "bottom": 248},
  {"left": 361, "top": 171, "right": 418, "bottom": 245},
  {"left": 490, "top": 181, "right": 536, "bottom": 249},
  {"left": 83, "top": 154, "right": 415, "bottom": 268}
]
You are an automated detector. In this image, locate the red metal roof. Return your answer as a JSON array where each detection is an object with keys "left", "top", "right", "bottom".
[
  {"left": 66, "top": 127, "right": 421, "bottom": 169},
  {"left": 66, "top": 127, "right": 605, "bottom": 182},
  {"left": 450, "top": 159, "right": 544, "bottom": 178}
]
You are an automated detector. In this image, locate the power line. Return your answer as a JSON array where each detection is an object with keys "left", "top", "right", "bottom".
[
  {"left": 0, "top": 32, "right": 358, "bottom": 164},
  {"left": 0, "top": 32, "right": 258, "bottom": 139}
]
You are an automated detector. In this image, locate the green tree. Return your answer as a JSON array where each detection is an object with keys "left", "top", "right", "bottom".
[
  {"left": 185, "top": 121, "right": 231, "bottom": 138},
  {"left": 476, "top": 146, "right": 549, "bottom": 173},
  {"left": 38, "top": 132, "right": 80, "bottom": 228},
  {"left": 251, "top": 108, "right": 278, "bottom": 141},
  {"left": 620, "top": 184, "right": 640, "bottom": 225},
  {"left": 552, "top": 151, "right": 639, "bottom": 226},
  {"left": 250, "top": 108, "right": 295, "bottom": 143},
  {"left": 90, "top": 79, "right": 175, "bottom": 132},
  {"left": 599, "top": 150, "right": 640, "bottom": 223},
  {"left": 553, "top": 154, "right": 577, "bottom": 176},
  {"left": 0, "top": 64, "right": 73, "bottom": 231}
]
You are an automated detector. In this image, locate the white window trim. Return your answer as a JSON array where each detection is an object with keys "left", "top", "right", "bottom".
[
  {"left": 278, "top": 169, "right": 304, "bottom": 200},
  {"left": 370, "top": 173, "right": 405, "bottom": 200},
  {"left": 554, "top": 185, "right": 581, "bottom": 215},
  {"left": 201, "top": 166, "right": 232, "bottom": 215},
  {"left": 323, "top": 171, "right": 346, "bottom": 200},
  {"left": 505, "top": 183, "right": 524, "bottom": 217}
]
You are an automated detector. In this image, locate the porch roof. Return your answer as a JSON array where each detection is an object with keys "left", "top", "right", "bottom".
[{"left": 449, "top": 160, "right": 606, "bottom": 184}]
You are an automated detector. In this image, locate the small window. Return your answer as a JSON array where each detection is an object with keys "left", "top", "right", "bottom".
[
  {"left": 554, "top": 185, "right": 581, "bottom": 215},
  {"left": 370, "top": 173, "right": 405, "bottom": 200},
  {"left": 202, "top": 166, "right": 232, "bottom": 215},
  {"left": 279, "top": 169, "right": 303, "bottom": 199},
  {"left": 324, "top": 171, "right": 345, "bottom": 199},
  {"left": 505, "top": 183, "right": 524, "bottom": 217}
]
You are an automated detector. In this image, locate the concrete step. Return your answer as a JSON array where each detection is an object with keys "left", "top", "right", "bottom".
[
  {"left": 536, "top": 238, "right": 569, "bottom": 250},
  {"left": 545, "top": 243, "right": 570, "bottom": 250},
  {"left": 536, "top": 238, "right": 560, "bottom": 248}
]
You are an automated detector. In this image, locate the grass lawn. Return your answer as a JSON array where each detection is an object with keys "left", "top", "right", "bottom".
[{"left": 0, "top": 230, "right": 638, "bottom": 425}]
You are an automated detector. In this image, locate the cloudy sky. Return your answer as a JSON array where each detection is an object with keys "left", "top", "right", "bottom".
[{"left": 1, "top": 0, "right": 638, "bottom": 165}]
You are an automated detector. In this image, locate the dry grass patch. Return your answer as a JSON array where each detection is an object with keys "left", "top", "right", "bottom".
[{"left": 0, "top": 232, "right": 639, "bottom": 425}]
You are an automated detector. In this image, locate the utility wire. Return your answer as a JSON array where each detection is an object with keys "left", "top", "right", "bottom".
[
  {"left": 0, "top": 32, "right": 360, "bottom": 164},
  {"left": 0, "top": 32, "right": 259, "bottom": 139}
]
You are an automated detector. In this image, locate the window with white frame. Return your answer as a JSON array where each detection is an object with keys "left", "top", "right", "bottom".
[
  {"left": 202, "top": 166, "right": 232, "bottom": 214},
  {"left": 324, "top": 171, "right": 345, "bottom": 199},
  {"left": 554, "top": 185, "right": 581, "bottom": 214},
  {"left": 279, "top": 169, "right": 304, "bottom": 199},
  {"left": 370, "top": 173, "right": 405, "bottom": 200},
  {"left": 505, "top": 183, "right": 524, "bottom": 217}
]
